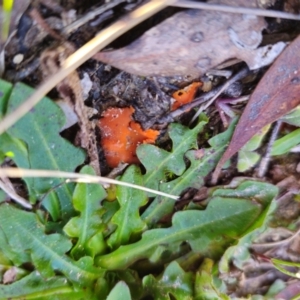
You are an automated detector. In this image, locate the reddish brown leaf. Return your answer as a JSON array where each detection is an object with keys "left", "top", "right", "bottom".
[{"left": 212, "top": 35, "right": 300, "bottom": 183}]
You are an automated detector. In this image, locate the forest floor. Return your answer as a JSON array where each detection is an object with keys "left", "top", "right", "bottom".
[{"left": 1, "top": 0, "right": 300, "bottom": 299}]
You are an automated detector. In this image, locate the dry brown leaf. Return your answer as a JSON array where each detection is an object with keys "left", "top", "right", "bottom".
[
  {"left": 212, "top": 35, "right": 300, "bottom": 183},
  {"left": 94, "top": 0, "right": 286, "bottom": 77}
]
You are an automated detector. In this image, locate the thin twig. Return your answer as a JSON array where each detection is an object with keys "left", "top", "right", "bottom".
[
  {"left": 257, "top": 120, "right": 282, "bottom": 178},
  {"left": 159, "top": 85, "right": 225, "bottom": 123},
  {"left": 0, "top": 0, "right": 175, "bottom": 135},
  {"left": 189, "top": 67, "right": 251, "bottom": 125},
  {"left": 158, "top": 90, "right": 249, "bottom": 124},
  {"left": 251, "top": 227, "right": 300, "bottom": 250},
  {"left": 0, "top": 168, "right": 180, "bottom": 200},
  {"left": 62, "top": 0, "right": 126, "bottom": 35},
  {"left": 173, "top": 0, "right": 300, "bottom": 20},
  {"left": 0, "top": 178, "right": 32, "bottom": 209}
]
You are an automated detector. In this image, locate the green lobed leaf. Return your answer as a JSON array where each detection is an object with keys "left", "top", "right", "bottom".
[
  {"left": 96, "top": 180, "right": 274, "bottom": 270},
  {"left": 218, "top": 179, "right": 278, "bottom": 273},
  {"left": 106, "top": 281, "right": 132, "bottom": 300},
  {"left": 0, "top": 271, "right": 96, "bottom": 300},
  {"left": 137, "top": 120, "right": 207, "bottom": 192},
  {"left": 195, "top": 258, "right": 229, "bottom": 300},
  {"left": 141, "top": 118, "right": 237, "bottom": 226},
  {"left": 0, "top": 133, "right": 35, "bottom": 196},
  {"left": 97, "top": 200, "right": 120, "bottom": 241},
  {"left": 237, "top": 151, "right": 260, "bottom": 172},
  {"left": 208, "top": 117, "right": 238, "bottom": 149},
  {"left": 108, "top": 165, "right": 147, "bottom": 249},
  {"left": 0, "top": 204, "right": 104, "bottom": 286},
  {"left": 143, "top": 261, "right": 193, "bottom": 300},
  {"left": 114, "top": 270, "right": 144, "bottom": 299},
  {"left": 141, "top": 148, "right": 222, "bottom": 226},
  {"left": 5, "top": 82, "right": 86, "bottom": 220},
  {"left": 0, "top": 79, "right": 36, "bottom": 195},
  {"left": 63, "top": 166, "right": 107, "bottom": 259},
  {"left": 211, "top": 179, "right": 277, "bottom": 207},
  {"left": 237, "top": 125, "right": 270, "bottom": 172},
  {"left": 99, "top": 269, "right": 144, "bottom": 299},
  {"left": 0, "top": 225, "right": 30, "bottom": 267}
]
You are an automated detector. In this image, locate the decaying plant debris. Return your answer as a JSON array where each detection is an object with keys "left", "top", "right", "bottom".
[{"left": 1, "top": 0, "right": 300, "bottom": 298}]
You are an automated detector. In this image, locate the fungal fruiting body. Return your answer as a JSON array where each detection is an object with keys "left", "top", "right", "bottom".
[
  {"left": 99, "top": 107, "right": 159, "bottom": 168},
  {"left": 171, "top": 82, "right": 202, "bottom": 110}
]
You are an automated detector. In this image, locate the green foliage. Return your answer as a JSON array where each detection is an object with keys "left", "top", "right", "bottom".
[
  {"left": 143, "top": 261, "right": 193, "bottom": 300},
  {"left": 0, "top": 80, "right": 281, "bottom": 298},
  {"left": 195, "top": 259, "right": 229, "bottom": 300},
  {"left": 272, "top": 258, "right": 300, "bottom": 279},
  {"left": 219, "top": 179, "right": 278, "bottom": 272},
  {"left": 137, "top": 120, "right": 207, "bottom": 192},
  {"left": 141, "top": 118, "right": 237, "bottom": 226},
  {"left": 96, "top": 180, "right": 274, "bottom": 270},
  {"left": 237, "top": 125, "right": 270, "bottom": 172},
  {"left": 0, "top": 271, "right": 97, "bottom": 300},
  {"left": 0, "top": 79, "right": 12, "bottom": 118},
  {"left": 0, "top": 80, "right": 86, "bottom": 220},
  {"left": 107, "top": 281, "right": 132, "bottom": 300},
  {"left": 0, "top": 224, "right": 30, "bottom": 275},
  {"left": 271, "top": 128, "right": 300, "bottom": 156},
  {"left": 108, "top": 165, "right": 147, "bottom": 249},
  {"left": 63, "top": 166, "right": 107, "bottom": 259},
  {"left": 0, "top": 205, "right": 104, "bottom": 286},
  {"left": 280, "top": 106, "right": 300, "bottom": 127},
  {"left": 0, "top": 81, "right": 33, "bottom": 194}
]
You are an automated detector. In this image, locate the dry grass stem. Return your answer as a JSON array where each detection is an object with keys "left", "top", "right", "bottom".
[
  {"left": 0, "top": 167, "right": 180, "bottom": 200},
  {"left": 190, "top": 67, "right": 250, "bottom": 125},
  {"left": 251, "top": 227, "right": 300, "bottom": 249},
  {"left": 0, "top": 178, "right": 32, "bottom": 209},
  {"left": 62, "top": 0, "right": 126, "bottom": 35},
  {"left": 174, "top": 0, "right": 300, "bottom": 20}
]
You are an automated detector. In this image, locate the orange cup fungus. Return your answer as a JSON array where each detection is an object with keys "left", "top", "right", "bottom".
[
  {"left": 171, "top": 82, "right": 202, "bottom": 111},
  {"left": 98, "top": 107, "right": 159, "bottom": 168}
]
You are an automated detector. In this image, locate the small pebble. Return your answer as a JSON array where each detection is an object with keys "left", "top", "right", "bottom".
[{"left": 13, "top": 54, "right": 24, "bottom": 64}]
